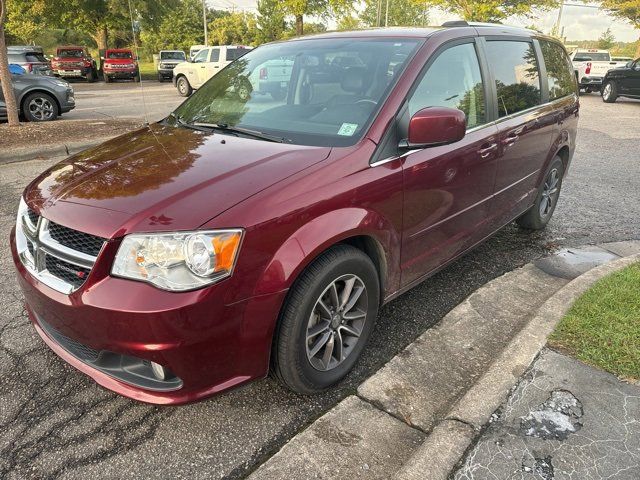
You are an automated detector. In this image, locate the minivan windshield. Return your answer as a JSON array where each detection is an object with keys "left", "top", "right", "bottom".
[{"left": 172, "top": 38, "right": 421, "bottom": 147}]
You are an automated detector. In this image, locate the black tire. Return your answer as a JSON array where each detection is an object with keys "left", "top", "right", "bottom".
[
  {"left": 158, "top": 73, "right": 164, "bottom": 82},
  {"left": 133, "top": 73, "right": 140, "bottom": 83},
  {"left": 602, "top": 81, "right": 618, "bottom": 103},
  {"left": 22, "top": 92, "right": 59, "bottom": 122},
  {"left": 104, "top": 73, "right": 111, "bottom": 83},
  {"left": 272, "top": 245, "right": 380, "bottom": 395},
  {"left": 86, "top": 68, "right": 96, "bottom": 83},
  {"left": 517, "top": 156, "right": 564, "bottom": 230},
  {"left": 176, "top": 76, "right": 192, "bottom": 97}
]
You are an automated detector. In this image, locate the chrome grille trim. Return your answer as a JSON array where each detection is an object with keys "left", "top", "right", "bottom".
[{"left": 16, "top": 216, "right": 105, "bottom": 294}]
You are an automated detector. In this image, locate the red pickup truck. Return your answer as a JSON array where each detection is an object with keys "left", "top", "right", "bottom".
[
  {"left": 51, "top": 46, "right": 97, "bottom": 82},
  {"left": 103, "top": 49, "right": 140, "bottom": 83}
]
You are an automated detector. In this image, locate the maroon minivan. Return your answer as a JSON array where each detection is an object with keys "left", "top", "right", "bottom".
[{"left": 12, "top": 23, "right": 578, "bottom": 404}]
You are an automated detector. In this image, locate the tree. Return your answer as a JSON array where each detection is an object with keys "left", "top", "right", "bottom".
[
  {"left": 280, "top": 0, "right": 353, "bottom": 36},
  {"left": 209, "top": 12, "right": 259, "bottom": 46},
  {"left": 600, "top": 0, "right": 640, "bottom": 57},
  {"left": 0, "top": 0, "right": 19, "bottom": 126},
  {"left": 420, "top": 0, "right": 560, "bottom": 23},
  {"left": 361, "top": 0, "right": 429, "bottom": 27},
  {"left": 598, "top": 27, "right": 616, "bottom": 49},
  {"left": 256, "top": 0, "right": 286, "bottom": 43}
]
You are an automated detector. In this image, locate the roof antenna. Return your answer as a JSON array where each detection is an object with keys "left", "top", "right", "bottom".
[{"left": 128, "top": 0, "right": 149, "bottom": 126}]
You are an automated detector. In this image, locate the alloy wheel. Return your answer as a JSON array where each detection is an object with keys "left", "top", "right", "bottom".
[
  {"left": 28, "top": 97, "right": 54, "bottom": 121},
  {"left": 603, "top": 83, "right": 612, "bottom": 100},
  {"left": 539, "top": 168, "right": 560, "bottom": 218},
  {"left": 305, "top": 274, "right": 368, "bottom": 372}
]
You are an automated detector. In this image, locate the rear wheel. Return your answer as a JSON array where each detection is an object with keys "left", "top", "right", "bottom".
[
  {"left": 517, "top": 156, "right": 564, "bottom": 230},
  {"left": 22, "top": 92, "right": 59, "bottom": 122},
  {"left": 602, "top": 81, "right": 618, "bottom": 103},
  {"left": 270, "top": 89, "right": 286, "bottom": 101},
  {"left": 272, "top": 245, "right": 379, "bottom": 394},
  {"left": 176, "top": 76, "right": 192, "bottom": 97}
]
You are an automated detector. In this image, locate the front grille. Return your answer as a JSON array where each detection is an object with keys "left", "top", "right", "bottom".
[
  {"left": 48, "top": 222, "right": 105, "bottom": 257},
  {"left": 27, "top": 208, "right": 39, "bottom": 226},
  {"left": 45, "top": 255, "right": 91, "bottom": 289}
]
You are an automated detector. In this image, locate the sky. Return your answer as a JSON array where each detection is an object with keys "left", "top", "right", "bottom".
[{"left": 207, "top": 1, "right": 639, "bottom": 43}]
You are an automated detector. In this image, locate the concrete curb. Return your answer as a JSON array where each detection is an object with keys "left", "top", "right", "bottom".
[
  {"left": 250, "top": 243, "right": 640, "bottom": 479},
  {"left": 400, "top": 251, "right": 640, "bottom": 480},
  {"left": 0, "top": 137, "right": 113, "bottom": 165}
]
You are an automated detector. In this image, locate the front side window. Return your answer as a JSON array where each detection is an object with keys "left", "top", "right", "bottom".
[
  {"left": 408, "top": 42, "right": 486, "bottom": 129},
  {"left": 193, "top": 49, "right": 209, "bottom": 63},
  {"left": 540, "top": 40, "right": 576, "bottom": 100},
  {"left": 173, "top": 38, "right": 421, "bottom": 147},
  {"left": 486, "top": 41, "right": 541, "bottom": 117}
]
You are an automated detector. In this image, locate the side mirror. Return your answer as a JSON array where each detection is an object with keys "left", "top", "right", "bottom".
[{"left": 400, "top": 107, "right": 466, "bottom": 149}]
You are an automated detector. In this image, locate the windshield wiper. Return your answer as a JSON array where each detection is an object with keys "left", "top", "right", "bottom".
[
  {"left": 192, "top": 122, "right": 288, "bottom": 143},
  {"left": 168, "top": 112, "right": 212, "bottom": 133}
]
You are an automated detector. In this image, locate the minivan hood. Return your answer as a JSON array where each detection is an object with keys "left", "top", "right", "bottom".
[{"left": 24, "top": 124, "right": 331, "bottom": 238}]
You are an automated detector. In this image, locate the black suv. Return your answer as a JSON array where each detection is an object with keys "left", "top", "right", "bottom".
[{"left": 602, "top": 58, "right": 640, "bottom": 103}]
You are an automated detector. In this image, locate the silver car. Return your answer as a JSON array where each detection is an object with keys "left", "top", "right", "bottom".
[{"left": 0, "top": 72, "right": 75, "bottom": 122}]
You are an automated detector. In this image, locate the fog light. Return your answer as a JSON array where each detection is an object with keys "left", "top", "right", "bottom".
[{"left": 150, "top": 361, "right": 166, "bottom": 380}]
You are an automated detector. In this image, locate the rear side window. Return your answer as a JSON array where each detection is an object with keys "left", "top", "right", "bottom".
[
  {"left": 26, "top": 52, "right": 47, "bottom": 62},
  {"left": 540, "top": 40, "right": 576, "bottom": 100},
  {"left": 485, "top": 41, "right": 541, "bottom": 117},
  {"left": 211, "top": 48, "right": 220, "bottom": 62},
  {"left": 409, "top": 42, "right": 486, "bottom": 129},
  {"left": 225, "top": 48, "right": 248, "bottom": 61}
]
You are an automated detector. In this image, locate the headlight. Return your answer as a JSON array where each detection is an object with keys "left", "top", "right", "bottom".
[
  {"left": 111, "top": 230, "right": 243, "bottom": 291},
  {"left": 49, "top": 78, "right": 69, "bottom": 88}
]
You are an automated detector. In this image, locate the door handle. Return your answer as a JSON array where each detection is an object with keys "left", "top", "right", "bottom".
[
  {"left": 502, "top": 133, "right": 519, "bottom": 147},
  {"left": 478, "top": 143, "right": 498, "bottom": 158}
]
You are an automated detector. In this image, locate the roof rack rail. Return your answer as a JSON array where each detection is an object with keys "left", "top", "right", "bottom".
[{"left": 441, "top": 21, "right": 469, "bottom": 27}]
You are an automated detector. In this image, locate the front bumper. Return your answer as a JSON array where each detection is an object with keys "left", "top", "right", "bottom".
[
  {"left": 104, "top": 69, "right": 138, "bottom": 79},
  {"left": 54, "top": 67, "right": 91, "bottom": 78},
  {"left": 11, "top": 229, "right": 286, "bottom": 404}
]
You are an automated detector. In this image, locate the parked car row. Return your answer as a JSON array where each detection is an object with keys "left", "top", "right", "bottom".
[{"left": 569, "top": 48, "right": 630, "bottom": 93}]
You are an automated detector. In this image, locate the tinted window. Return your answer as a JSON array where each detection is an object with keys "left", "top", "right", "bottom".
[
  {"left": 210, "top": 48, "right": 220, "bottom": 62},
  {"left": 225, "top": 48, "right": 248, "bottom": 61},
  {"left": 577, "top": 52, "right": 609, "bottom": 61},
  {"left": 160, "top": 51, "right": 185, "bottom": 60},
  {"left": 409, "top": 43, "right": 486, "bottom": 129},
  {"left": 486, "top": 41, "right": 541, "bottom": 117},
  {"left": 540, "top": 40, "right": 576, "bottom": 100},
  {"left": 25, "top": 52, "right": 47, "bottom": 62}
]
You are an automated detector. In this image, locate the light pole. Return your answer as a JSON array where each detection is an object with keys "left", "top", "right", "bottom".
[{"left": 202, "top": 0, "right": 208, "bottom": 45}]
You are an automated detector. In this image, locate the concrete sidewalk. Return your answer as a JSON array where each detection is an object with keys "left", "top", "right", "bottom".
[{"left": 249, "top": 241, "right": 640, "bottom": 479}]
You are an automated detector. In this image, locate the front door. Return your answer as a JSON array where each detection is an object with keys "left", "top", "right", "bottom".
[
  {"left": 190, "top": 48, "right": 210, "bottom": 88},
  {"left": 622, "top": 60, "right": 640, "bottom": 95},
  {"left": 484, "top": 39, "right": 554, "bottom": 225},
  {"left": 202, "top": 48, "right": 221, "bottom": 84},
  {"left": 401, "top": 40, "right": 499, "bottom": 286}
]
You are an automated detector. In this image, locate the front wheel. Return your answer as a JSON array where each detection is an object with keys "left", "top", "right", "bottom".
[
  {"left": 272, "top": 245, "right": 380, "bottom": 394},
  {"left": 22, "top": 92, "right": 59, "bottom": 122},
  {"left": 176, "top": 76, "right": 192, "bottom": 97},
  {"left": 517, "top": 156, "right": 564, "bottom": 230},
  {"left": 602, "top": 81, "right": 618, "bottom": 103},
  {"left": 104, "top": 73, "right": 111, "bottom": 83},
  {"left": 86, "top": 68, "right": 96, "bottom": 83}
]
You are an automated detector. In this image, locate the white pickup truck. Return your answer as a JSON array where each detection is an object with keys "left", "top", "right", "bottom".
[
  {"left": 173, "top": 45, "right": 252, "bottom": 97},
  {"left": 570, "top": 49, "right": 628, "bottom": 92}
]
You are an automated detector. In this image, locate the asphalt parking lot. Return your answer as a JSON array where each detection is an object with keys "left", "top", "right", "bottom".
[{"left": 1, "top": 94, "right": 639, "bottom": 479}]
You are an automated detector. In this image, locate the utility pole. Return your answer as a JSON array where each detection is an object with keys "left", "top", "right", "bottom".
[
  {"left": 202, "top": 0, "right": 208, "bottom": 45},
  {"left": 376, "top": 0, "right": 381, "bottom": 27},
  {"left": 552, "top": 4, "right": 564, "bottom": 37},
  {"left": 384, "top": 0, "right": 389, "bottom": 27}
]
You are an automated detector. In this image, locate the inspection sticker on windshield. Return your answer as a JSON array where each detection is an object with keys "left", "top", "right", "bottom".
[{"left": 338, "top": 123, "right": 358, "bottom": 136}]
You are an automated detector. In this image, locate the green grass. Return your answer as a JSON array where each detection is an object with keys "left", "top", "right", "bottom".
[
  {"left": 138, "top": 61, "right": 157, "bottom": 81},
  {"left": 549, "top": 262, "right": 640, "bottom": 381}
]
